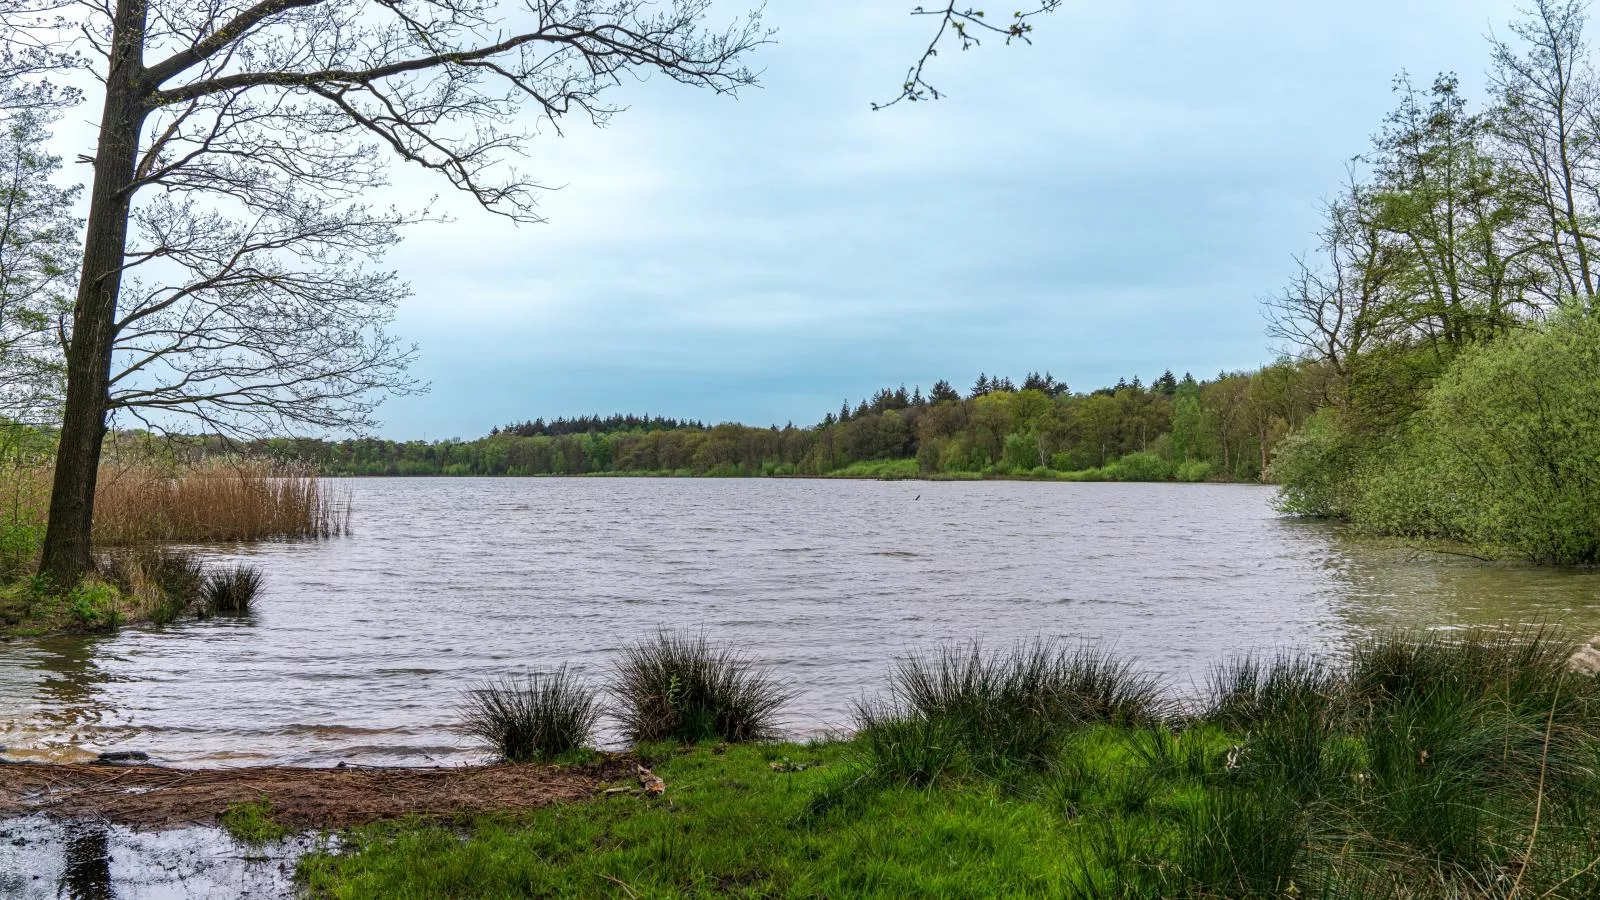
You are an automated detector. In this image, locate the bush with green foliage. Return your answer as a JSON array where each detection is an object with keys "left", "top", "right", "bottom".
[
  {"left": 1270, "top": 409, "right": 1361, "bottom": 518},
  {"left": 0, "top": 519, "right": 43, "bottom": 581},
  {"left": 1350, "top": 314, "right": 1600, "bottom": 563}
]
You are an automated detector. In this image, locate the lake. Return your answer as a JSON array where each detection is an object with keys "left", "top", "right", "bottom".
[{"left": 2, "top": 478, "right": 1597, "bottom": 767}]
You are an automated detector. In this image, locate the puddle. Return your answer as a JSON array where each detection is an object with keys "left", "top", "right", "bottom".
[{"left": 0, "top": 815, "right": 324, "bottom": 899}]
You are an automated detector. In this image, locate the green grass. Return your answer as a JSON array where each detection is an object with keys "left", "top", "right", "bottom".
[
  {"left": 221, "top": 797, "right": 295, "bottom": 844},
  {"left": 302, "top": 630, "right": 1600, "bottom": 899},
  {"left": 300, "top": 736, "right": 1152, "bottom": 898}
]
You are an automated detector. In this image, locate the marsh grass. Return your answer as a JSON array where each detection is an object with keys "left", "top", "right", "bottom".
[
  {"left": 459, "top": 667, "right": 601, "bottom": 762},
  {"left": 201, "top": 565, "right": 264, "bottom": 616},
  {"left": 610, "top": 632, "right": 793, "bottom": 744}
]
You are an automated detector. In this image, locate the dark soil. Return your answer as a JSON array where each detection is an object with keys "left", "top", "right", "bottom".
[{"left": 0, "top": 756, "right": 638, "bottom": 830}]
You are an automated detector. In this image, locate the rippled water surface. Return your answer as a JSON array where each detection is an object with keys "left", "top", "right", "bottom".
[{"left": 2, "top": 478, "right": 1597, "bottom": 766}]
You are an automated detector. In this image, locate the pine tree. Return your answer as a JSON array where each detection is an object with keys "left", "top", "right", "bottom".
[
  {"left": 971, "top": 374, "right": 992, "bottom": 398},
  {"left": 931, "top": 380, "right": 960, "bottom": 404}
]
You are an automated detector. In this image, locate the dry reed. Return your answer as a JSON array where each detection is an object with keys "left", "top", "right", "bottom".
[{"left": 4, "top": 459, "right": 347, "bottom": 545}]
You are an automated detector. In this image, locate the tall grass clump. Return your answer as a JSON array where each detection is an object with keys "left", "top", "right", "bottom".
[
  {"left": 611, "top": 632, "right": 793, "bottom": 744},
  {"left": 459, "top": 667, "right": 601, "bottom": 762},
  {"left": 201, "top": 565, "right": 264, "bottom": 615},
  {"left": 860, "top": 640, "right": 1167, "bottom": 783}
]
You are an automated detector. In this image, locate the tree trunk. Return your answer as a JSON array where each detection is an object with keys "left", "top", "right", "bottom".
[{"left": 38, "top": 0, "right": 148, "bottom": 586}]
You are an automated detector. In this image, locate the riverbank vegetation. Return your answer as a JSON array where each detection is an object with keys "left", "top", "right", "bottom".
[
  {"left": 301, "top": 629, "right": 1600, "bottom": 898},
  {"left": 0, "top": 544, "right": 264, "bottom": 637},
  {"left": 1266, "top": 2, "right": 1600, "bottom": 564},
  {"left": 1, "top": 425, "right": 288, "bottom": 634}
]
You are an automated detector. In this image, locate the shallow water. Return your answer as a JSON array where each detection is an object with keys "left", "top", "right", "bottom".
[
  {"left": 1, "top": 478, "right": 1597, "bottom": 767},
  {"left": 0, "top": 815, "right": 317, "bottom": 899}
]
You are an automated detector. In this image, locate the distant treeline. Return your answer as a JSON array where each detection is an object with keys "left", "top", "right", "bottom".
[{"left": 236, "top": 365, "right": 1322, "bottom": 482}]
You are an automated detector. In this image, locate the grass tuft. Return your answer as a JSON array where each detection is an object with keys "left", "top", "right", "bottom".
[
  {"left": 859, "top": 640, "right": 1167, "bottom": 784},
  {"left": 459, "top": 666, "right": 601, "bottom": 763},
  {"left": 611, "top": 631, "right": 793, "bottom": 744},
  {"left": 220, "top": 797, "right": 293, "bottom": 844},
  {"left": 201, "top": 564, "right": 264, "bottom": 616}
]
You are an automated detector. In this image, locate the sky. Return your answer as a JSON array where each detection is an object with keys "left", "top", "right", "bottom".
[{"left": 217, "top": 1, "right": 1526, "bottom": 438}]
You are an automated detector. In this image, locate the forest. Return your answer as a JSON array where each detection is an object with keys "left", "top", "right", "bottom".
[{"left": 240, "top": 364, "right": 1320, "bottom": 483}]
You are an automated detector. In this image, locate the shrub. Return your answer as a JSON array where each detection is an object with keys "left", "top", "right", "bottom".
[
  {"left": 1173, "top": 460, "right": 1212, "bottom": 483},
  {"left": 202, "top": 565, "right": 264, "bottom": 615},
  {"left": 1347, "top": 313, "right": 1600, "bottom": 562},
  {"left": 1270, "top": 409, "right": 1359, "bottom": 517},
  {"left": 459, "top": 666, "right": 601, "bottom": 762},
  {"left": 611, "top": 632, "right": 792, "bottom": 744}
]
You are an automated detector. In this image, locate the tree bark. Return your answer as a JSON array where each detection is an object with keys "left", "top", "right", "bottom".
[{"left": 38, "top": 0, "right": 149, "bottom": 586}]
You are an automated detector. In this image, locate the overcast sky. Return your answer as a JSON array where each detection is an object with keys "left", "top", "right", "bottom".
[{"left": 296, "top": 0, "right": 1516, "bottom": 439}]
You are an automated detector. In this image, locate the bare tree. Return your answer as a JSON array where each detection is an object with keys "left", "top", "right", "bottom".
[
  {"left": 879, "top": 2, "right": 1061, "bottom": 109},
  {"left": 1265, "top": 176, "right": 1407, "bottom": 382},
  {"left": 3, "top": 0, "right": 768, "bottom": 584}
]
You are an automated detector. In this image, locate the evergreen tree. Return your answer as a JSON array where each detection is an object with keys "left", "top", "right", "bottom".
[
  {"left": 839, "top": 401, "right": 852, "bottom": 423},
  {"left": 1154, "top": 370, "right": 1178, "bottom": 395},
  {"left": 930, "top": 380, "right": 960, "bottom": 404},
  {"left": 971, "top": 374, "right": 992, "bottom": 398}
]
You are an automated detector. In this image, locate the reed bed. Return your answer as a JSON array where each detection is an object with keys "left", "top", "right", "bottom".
[{"left": 2, "top": 458, "right": 347, "bottom": 546}]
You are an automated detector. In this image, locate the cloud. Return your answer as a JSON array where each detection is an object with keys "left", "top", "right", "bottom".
[{"left": 158, "top": 0, "right": 1511, "bottom": 439}]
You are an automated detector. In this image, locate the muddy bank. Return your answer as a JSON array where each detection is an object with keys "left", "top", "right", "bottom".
[{"left": 0, "top": 756, "right": 633, "bottom": 829}]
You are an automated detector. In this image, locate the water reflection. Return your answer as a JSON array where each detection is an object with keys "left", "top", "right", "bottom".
[
  {"left": 59, "top": 822, "right": 112, "bottom": 900},
  {"left": 0, "top": 815, "right": 314, "bottom": 899},
  {"left": 0, "top": 634, "right": 119, "bottom": 763},
  {"left": 0, "top": 479, "right": 1595, "bottom": 767}
]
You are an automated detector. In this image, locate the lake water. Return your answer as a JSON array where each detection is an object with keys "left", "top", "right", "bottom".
[{"left": 2, "top": 478, "right": 1598, "bottom": 767}]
